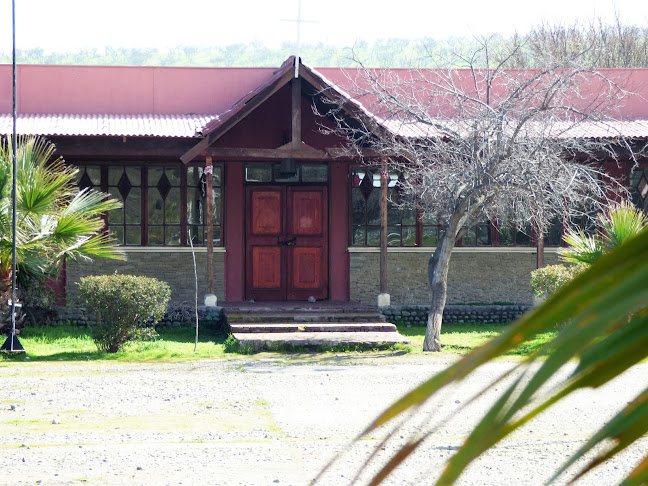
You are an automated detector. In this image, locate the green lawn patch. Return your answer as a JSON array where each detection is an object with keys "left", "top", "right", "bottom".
[
  {"left": 397, "top": 322, "right": 558, "bottom": 356},
  {"left": 1, "top": 322, "right": 558, "bottom": 362},
  {"left": 1, "top": 326, "right": 229, "bottom": 362}
]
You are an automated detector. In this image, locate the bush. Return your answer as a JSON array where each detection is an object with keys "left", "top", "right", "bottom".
[
  {"left": 77, "top": 275, "right": 171, "bottom": 353},
  {"left": 530, "top": 264, "right": 582, "bottom": 298}
]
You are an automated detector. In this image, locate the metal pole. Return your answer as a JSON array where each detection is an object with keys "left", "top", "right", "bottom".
[
  {"left": 2, "top": 0, "right": 24, "bottom": 352},
  {"left": 10, "top": 0, "right": 18, "bottom": 349}
]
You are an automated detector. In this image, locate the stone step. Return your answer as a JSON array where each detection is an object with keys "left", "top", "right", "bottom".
[
  {"left": 233, "top": 331, "right": 410, "bottom": 352},
  {"left": 229, "top": 322, "right": 397, "bottom": 333},
  {"left": 226, "top": 311, "right": 386, "bottom": 324}
]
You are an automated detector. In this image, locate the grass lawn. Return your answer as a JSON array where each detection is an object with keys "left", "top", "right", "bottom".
[
  {"left": 0, "top": 326, "right": 230, "bottom": 362},
  {"left": 0, "top": 322, "right": 559, "bottom": 362},
  {"left": 397, "top": 322, "right": 559, "bottom": 356}
]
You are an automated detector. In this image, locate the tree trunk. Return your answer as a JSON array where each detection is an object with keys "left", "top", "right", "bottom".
[{"left": 424, "top": 230, "right": 455, "bottom": 352}]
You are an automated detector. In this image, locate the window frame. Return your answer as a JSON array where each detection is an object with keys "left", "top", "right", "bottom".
[{"left": 72, "top": 161, "right": 224, "bottom": 247}]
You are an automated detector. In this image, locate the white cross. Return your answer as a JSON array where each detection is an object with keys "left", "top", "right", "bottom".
[{"left": 281, "top": 0, "right": 318, "bottom": 77}]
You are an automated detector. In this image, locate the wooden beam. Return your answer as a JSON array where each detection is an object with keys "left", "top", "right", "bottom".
[
  {"left": 206, "top": 156, "right": 214, "bottom": 296},
  {"left": 203, "top": 146, "right": 327, "bottom": 160},
  {"left": 50, "top": 136, "right": 197, "bottom": 160},
  {"left": 291, "top": 78, "right": 302, "bottom": 148},
  {"left": 380, "top": 157, "right": 388, "bottom": 294}
]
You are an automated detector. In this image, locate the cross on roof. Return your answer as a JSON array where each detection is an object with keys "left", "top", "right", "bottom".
[{"left": 281, "top": 0, "right": 318, "bottom": 78}]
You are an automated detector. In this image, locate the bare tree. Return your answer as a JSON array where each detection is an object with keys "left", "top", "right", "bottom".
[
  {"left": 323, "top": 37, "right": 637, "bottom": 351},
  {"left": 519, "top": 15, "right": 648, "bottom": 69}
]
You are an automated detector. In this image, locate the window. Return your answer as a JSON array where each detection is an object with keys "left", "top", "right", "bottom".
[
  {"left": 350, "top": 167, "right": 416, "bottom": 246},
  {"left": 497, "top": 222, "right": 531, "bottom": 246},
  {"left": 461, "top": 221, "right": 493, "bottom": 247},
  {"left": 187, "top": 166, "right": 222, "bottom": 245},
  {"left": 245, "top": 162, "right": 328, "bottom": 184},
  {"left": 148, "top": 167, "right": 181, "bottom": 245},
  {"left": 421, "top": 213, "right": 443, "bottom": 246},
  {"left": 630, "top": 166, "right": 648, "bottom": 215},
  {"left": 545, "top": 217, "right": 564, "bottom": 247},
  {"left": 72, "top": 162, "right": 223, "bottom": 247},
  {"left": 107, "top": 166, "right": 142, "bottom": 246}
]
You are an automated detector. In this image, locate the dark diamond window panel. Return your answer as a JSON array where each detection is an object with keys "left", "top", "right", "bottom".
[
  {"left": 117, "top": 171, "right": 132, "bottom": 200},
  {"left": 638, "top": 174, "right": 648, "bottom": 200},
  {"left": 359, "top": 171, "right": 374, "bottom": 200},
  {"left": 157, "top": 172, "right": 172, "bottom": 200},
  {"left": 78, "top": 171, "right": 93, "bottom": 191}
]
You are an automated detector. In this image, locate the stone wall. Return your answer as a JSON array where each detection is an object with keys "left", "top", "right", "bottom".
[
  {"left": 39, "top": 305, "right": 225, "bottom": 330},
  {"left": 350, "top": 248, "right": 560, "bottom": 306},
  {"left": 66, "top": 249, "right": 225, "bottom": 304},
  {"left": 381, "top": 304, "right": 531, "bottom": 325}
]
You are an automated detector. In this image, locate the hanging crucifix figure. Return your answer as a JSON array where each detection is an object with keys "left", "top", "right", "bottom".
[{"left": 281, "top": 0, "right": 318, "bottom": 78}]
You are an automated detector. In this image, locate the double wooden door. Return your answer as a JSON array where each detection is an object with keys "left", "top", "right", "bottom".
[{"left": 245, "top": 186, "right": 328, "bottom": 301}]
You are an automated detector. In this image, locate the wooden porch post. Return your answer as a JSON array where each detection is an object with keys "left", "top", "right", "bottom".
[
  {"left": 378, "top": 157, "right": 390, "bottom": 306},
  {"left": 205, "top": 156, "right": 215, "bottom": 297}
]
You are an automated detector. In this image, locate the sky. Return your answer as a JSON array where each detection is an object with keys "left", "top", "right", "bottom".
[{"left": 1, "top": 0, "right": 648, "bottom": 54}]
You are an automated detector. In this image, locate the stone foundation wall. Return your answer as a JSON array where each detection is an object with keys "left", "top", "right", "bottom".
[
  {"left": 350, "top": 248, "right": 560, "bottom": 306},
  {"left": 381, "top": 304, "right": 531, "bottom": 325},
  {"left": 38, "top": 305, "right": 225, "bottom": 330},
  {"left": 66, "top": 249, "right": 225, "bottom": 304}
]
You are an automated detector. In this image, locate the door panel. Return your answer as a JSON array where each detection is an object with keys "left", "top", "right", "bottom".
[
  {"left": 251, "top": 246, "right": 281, "bottom": 289},
  {"left": 292, "top": 191, "right": 323, "bottom": 235},
  {"left": 246, "top": 186, "right": 328, "bottom": 301},
  {"left": 251, "top": 191, "right": 281, "bottom": 235},
  {"left": 246, "top": 187, "right": 284, "bottom": 300},
  {"left": 292, "top": 247, "right": 322, "bottom": 289}
]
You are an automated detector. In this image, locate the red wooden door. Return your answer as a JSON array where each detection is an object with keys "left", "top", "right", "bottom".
[{"left": 246, "top": 186, "right": 328, "bottom": 301}]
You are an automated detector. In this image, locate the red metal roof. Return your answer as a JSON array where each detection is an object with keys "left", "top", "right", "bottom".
[
  {"left": 2, "top": 60, "right": 648, "bottom": 140},
  {"left": 0, "top": 113, "right": 214, "bottom": 137}
]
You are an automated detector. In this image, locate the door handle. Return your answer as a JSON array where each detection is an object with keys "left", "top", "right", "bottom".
[{"left": 277, "top": 237, "right": 296, "bottom": 246}]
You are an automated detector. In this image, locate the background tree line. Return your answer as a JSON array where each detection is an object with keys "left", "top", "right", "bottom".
[{"left": 2, "top": 16, "right": 648, "bottom": 68}]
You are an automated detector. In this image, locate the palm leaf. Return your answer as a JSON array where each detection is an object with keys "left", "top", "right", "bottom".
[
  {"left": 320, "top": 227, "right": 648, "bottom": 485},
  {"left": 559, "top": 228, "right": 604, "bottom": 264},
  {"left": 600, "top": 201, "right": 648, "bottom": 250},
  {"left": 0, "top": 136, "right": 124, "bottom": 279}
]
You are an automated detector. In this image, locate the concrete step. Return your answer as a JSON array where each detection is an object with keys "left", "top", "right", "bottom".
[
  {"left": 229, "top": 322, "right": 397, "bottom": 333},
  {"left": 226, "top": 311, "right": 386, "bottom": 324},
  {"left": 233, "top": 331, "right": 410, "bottom": 352}
]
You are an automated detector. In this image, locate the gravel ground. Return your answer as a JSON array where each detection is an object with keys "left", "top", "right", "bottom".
[{"left": 1, "top": 354, "right": 646, "bottom": 486}]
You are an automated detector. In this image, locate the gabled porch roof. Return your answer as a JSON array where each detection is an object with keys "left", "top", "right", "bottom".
[{"left": 179, "top": 56, "right": 379, "bottom": 163}]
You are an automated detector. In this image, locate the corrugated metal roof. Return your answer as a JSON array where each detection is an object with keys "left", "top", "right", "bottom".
[
  {"left": 3, "top": 59, "right": 648, "bottom": 142},
  {"left": 378, "top": 118, "right": 648, "bottom": 140},
  {"left": 307, "top": 63, "right": 648, "bottom": 141},
  {"left": 0, "top": 113, "right": 215, "bottom": 138}
]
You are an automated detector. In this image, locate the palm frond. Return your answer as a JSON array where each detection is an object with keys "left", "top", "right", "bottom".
[
  {"left": 322, "top": 227, "right": 648, "bottom": 485},
  {"left": 57, "top": 233, "right": 125, "bottom": 262},
  {"left": 0, "top": 136, "right": 124, "bottom": 280},
  {"left": 559, "top": 228, "right": 605, "bottom": 264},
  {"left": 600, "top": 201, "right": 648, "bottom": 250}
]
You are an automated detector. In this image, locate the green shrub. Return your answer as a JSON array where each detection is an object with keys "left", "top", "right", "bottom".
[
  {"left": 223, "top": 334, "right": 240, "bottom": 353},
  {"left": 530, "top": 264, "right": 582, "bottom": 298},
  {"left": 77, "top": 275, "right": 171, "bottom": 353}
]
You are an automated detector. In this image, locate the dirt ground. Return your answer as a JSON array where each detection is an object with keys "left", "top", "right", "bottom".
[{"left": 1, "top": 353, "right": 646, "bottom": 485}]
